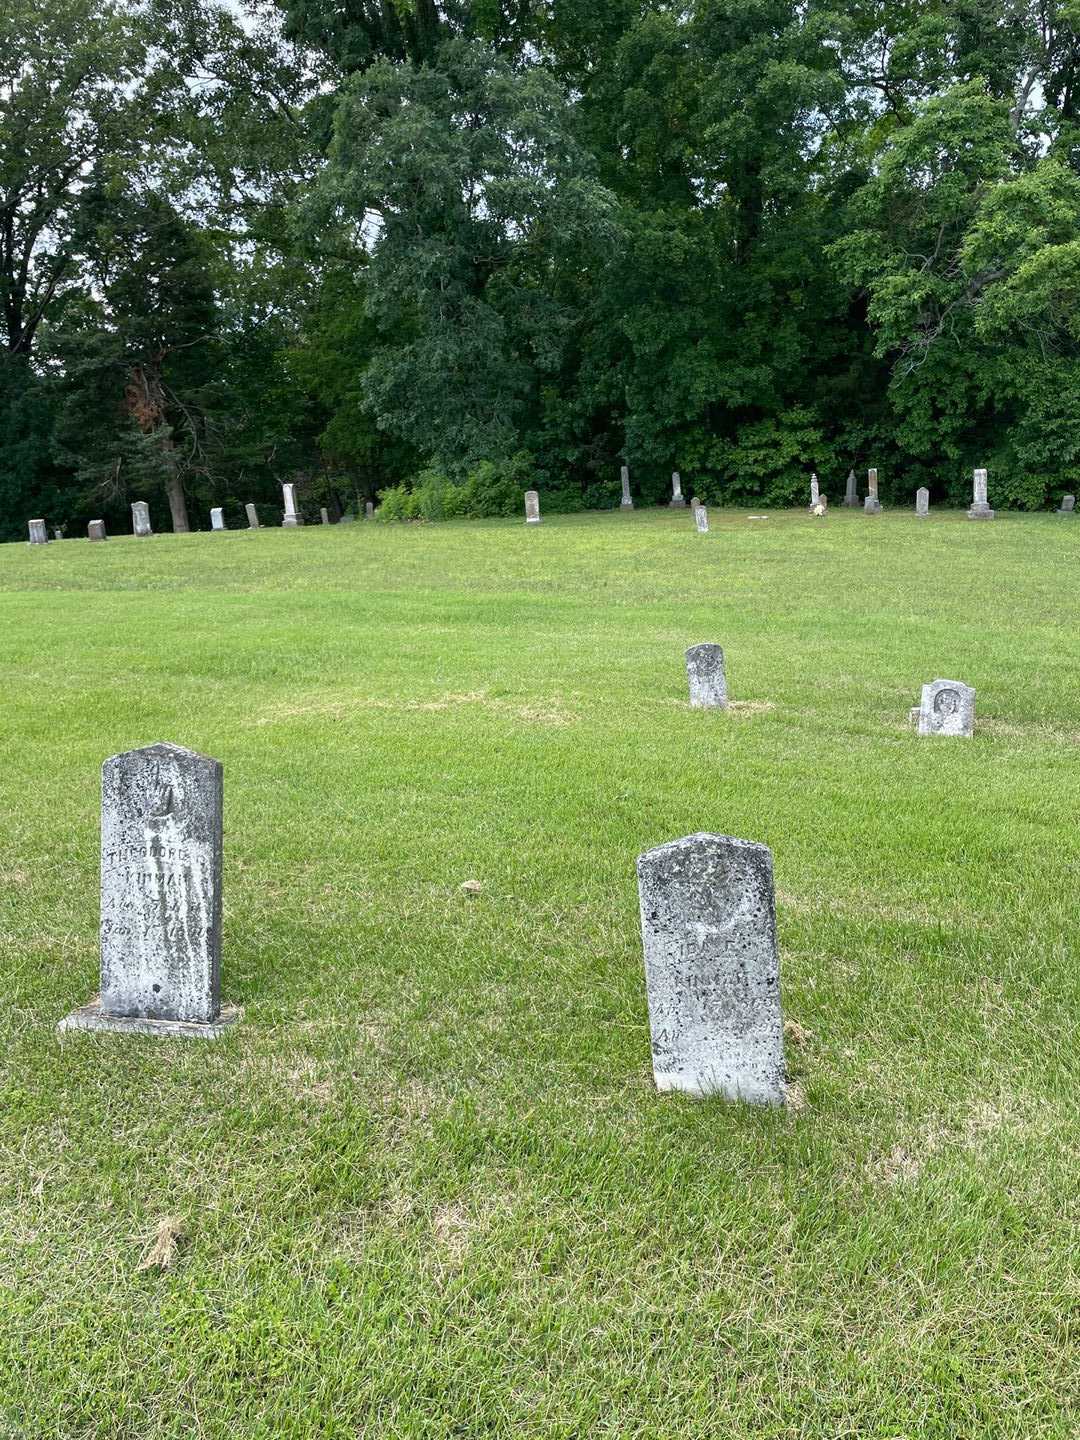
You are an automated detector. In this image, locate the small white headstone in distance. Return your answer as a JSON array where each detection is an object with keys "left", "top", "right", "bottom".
[
  {"left": 210, "top": 507, "right": 225, "bottom": 531},
  {"left": 844, "top": 469, "right": 858, "bottom": 506},
  {"left": 282, "top": 482, "right": 303, "bottom": 527},
  {"left": 365, "top": 501, "right": 374, "bottom": 519},
  {"left": 916, "top": 487, "right": 929, "bottom": 517},
  {"left": 620, "top": 466, "right": 633, "bottom": 510},
  {"left": 694, "top": 505, "right": 709, "bottom": 533},
  {"left": 967, "top": 468, "right": 995, "bottom": 520},
  {"left": 320, "top": 507, "right": 330, "bottom": 525},
  {"left": 670, "top": 471, "right": 686, "bottom": 507},
  {"left": 1057, "top": 494, "right": 1075, "bottom": 515},
  {"left": 132, "top": 501, "right": 152, "bottom": 537},
  {"left": 636, "top": 833, "right": 785, "bottom": 1104},
  {"left": 27, "top": 519, "right": 48, "bottom": 544},
  {"left": 915, "top": 679, "right": 975, "bottom": 738},
  {"left": 524, "top": 490, "right": 541, "bottom": 524},
  {"left": 864, "top": 468, "right": 882, "bottom": 515},
  {"left": 88, "top": 520, "right": 107, "bottom": 542},
  {"left": 245, "top": 503, "right": 259, "bottom": 529}
]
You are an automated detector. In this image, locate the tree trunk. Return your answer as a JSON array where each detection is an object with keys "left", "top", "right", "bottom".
[{"left": 163, "top": 455, "right": 190, "bottom": 532}]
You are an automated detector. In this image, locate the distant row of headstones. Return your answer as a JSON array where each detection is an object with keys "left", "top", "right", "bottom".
[
  {"left": 22, "top": 468, "right": 1079, "bottom": 542},
  {"left": 57, "top": 647, "right": 975, "bottom": 1103},
  {"left": 25, "top": 488, "right": 380, "bottom": 543},
  {"left": 525, "top": 466, "right": 1079, "bottom": 527}
]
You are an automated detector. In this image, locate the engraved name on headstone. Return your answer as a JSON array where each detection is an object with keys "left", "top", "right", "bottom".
[
  {"left": 685, "top": 643, "right": 727, "bottom": 709},
  {"left": 524, "top": 490, "right": 541, "bottom": 524},
  {"left": 670, "top": 471, "right": 686, "bottom": 507},
  {"left": 132, "top": 501, "right": 152, "bottom": 537},
  {"left": 282, "top": 482, "right": 303, "bottom": 527},
  {"left": 844, "top": 469, "right": 858, "bottom": 507},
  {"left": 27, "top": 519, "right": 48, "bottom": 544},
  {"left": 968, "top": 468, "right": 995, "bottom": 520},
  {"left": 60, "top": 742, "right": 238, "bottom": 1038},
  {"left": 1057, "top": 494, "right": 1076, "bottom": 515},
  {"left": 88, "top": 520, "right": 107, "bottom": 542},
  {"left": 210, "top": 507, "right": 225, "bottom": 531},
  {"left": 245, "top": 503, "right": 260, "bottom": 529},
  {"left": 636, "top": 833, "right": 785, "bottom": 1104},
  {"left": 694, "top": 505, "right": 709, "bottom": 533},
  {"left": 916, "top": 487, "right": 929, "bottom": 518},
  {"left": 915, "top": 679, "right": 975, "bottom": 738},
  {"left": 864, "top": 468, "right": 881, "bottom": 514},
  {"left": 620, "top": 466, "right": 633, "bottom": 510}
]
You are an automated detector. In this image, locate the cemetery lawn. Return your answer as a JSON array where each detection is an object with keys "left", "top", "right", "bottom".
[{"left": 2, "top": 506, "right": 1079, "bottom": 1440}]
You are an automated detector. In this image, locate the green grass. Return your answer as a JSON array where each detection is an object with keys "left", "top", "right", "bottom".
[{"left": 0, "top": 506, "right": 1077, "bottom": 1439}]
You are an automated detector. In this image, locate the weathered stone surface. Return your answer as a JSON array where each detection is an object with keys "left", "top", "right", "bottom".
[
  {"left": 132, "top": 501, "right": 152, "bottom": 537},
  {"left": 53, "top": 528, "right": 63, "bottom": 540},
  {"left": 915, "top": 679, "right": 975, "bottom": 738},
  {"left": 636, "top": 833, "right": 785, "bottom": 1104},
  {"left": 245, "top": 502, "right": 260, "bottom": 529},
  {"left": 210, "top": 507, "right": 225, "bottom": 531},
  {"left": 916, "top": 487, "right": 929, "bottom": 517},
  {"left": 28, "top": 519, "right": 48, "bottom": 544},
  {"left": 864, "top": 468, "right": 882, "bottom": 514},
  {"left": 525, "top": 490, "right": 541, "bottom": 524},
  {"left": 809, "top": 473, "right": 819, "bottom": 510},
  {"left": 88, "top": 520, "right": 107, "bottom": 542},
  {"left": 282, "top": 482, "right": 303, "bottom": 527},
  {"left": 620, "top": 466, "right": 633, "bottom": 510},
  {"left": 968, "top": 468, "right": 995, "bottom": 520},
  {"left": 690, "top": 496, "right": 701, "bottom": 510},
  {"left": 320, "top": 507, "right": 330, "bottom": 524},
  {"left": 365, "top": 501, "right": 374, "bottom": 519},
  {"left": 685, "top": 644, "right": 727, "bottom": 708},
  {"left": 59, "top": 742, "right": 236, "bottom": 1038},
  {"left": 694, "top": 505, "right": 709, "bottom": 533},
  {"left": 844, "top": 469, "right": 858, "bottom": 506},
  {"left": 670, "top": 471, "right": 686, "bottom": 507},
  {"left": 811, "top": 495, "right": 827, "bottom": 516},
  {"left": 1057, "top": 494, "right": 1076, "bottom": 515}
]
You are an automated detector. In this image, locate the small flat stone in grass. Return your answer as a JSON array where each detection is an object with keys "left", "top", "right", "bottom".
[{"left": 460, "top": 879, "right": 483, "bottom": 895}]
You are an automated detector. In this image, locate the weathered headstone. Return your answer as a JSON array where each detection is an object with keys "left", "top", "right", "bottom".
[
  {"left": 690, "top": 496, "right": 701, "bottom": 510},
  {"left": 915, "top": 487, "right": 929, "bottom": 518},
  {"left": 53, "top": 528, "right": 63, "bottom": 541},
  {"left": 915, "top": 679, "right": 975, "bottom": 738},
  {"left": 694, "top": 505, "right": 709, "bottom": 533},
  {"left": 811, "top": 495, "right": 827, "bottom": 516},
  {"left": 27, "top": 519, "right": 48, "bottom": 544},
  {"left": 282, "top": 482, "right": 303, "bottom": 527},
  {"left": 864, "top": 468, "right": 882, "bottom": 515},
  {"left": 685, "top": 643, "right": 727, "bottom": 709},
  {"left": 844, "top": 469, "right": 858, "bottom": 507},
  {"left": 809, "top": 473, "right": 820, "bottom": 510},
  {"left": 670, "top": 471, "right": 686, "bottom": 508},
  {"left": 636, "top": 833, "right": 785, "bottom": 1104},
  {"left": 210, "top": 507, "right": 225, "bottom": 531},
  {"left": 1057, "top": 494, "right": 1076, "bottom": 515},
  {"left": 88, "top": 520, "right": 107, "bottom": 542},
  {"left": 59, "top": 742, "right": 238, "bottom": 1038},
  {"left": 365, "top": 501, "right": 374, "bottom": 519},
  {"left": 620, "top": 466, "right": 633, "bottom": 510},
  {"left": 245, "top": 502, "right": 260, "bottom": 529},
  {"left": 320, "top": 507, "right": 330, "bottom": 525},
  {"left": 132, "top": 501, "right": 152, "bottom": 537},
  {"left": 524, "top": 490, "right": 541, "bottom": 524},
  {"left": 967, "top": 467, "right": 994, "bottom": 520}
]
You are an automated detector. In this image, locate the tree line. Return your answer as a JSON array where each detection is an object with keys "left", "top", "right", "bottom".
[{"left": 4, "top": 0, "right": 1080, "bottom": 538}]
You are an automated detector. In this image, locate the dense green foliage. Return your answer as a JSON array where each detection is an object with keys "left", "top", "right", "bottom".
[{"left": 4, "top": 0, "right": 1080, "bottom": 534}]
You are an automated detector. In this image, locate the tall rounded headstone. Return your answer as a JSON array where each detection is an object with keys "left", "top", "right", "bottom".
[
  {"left": 620, "top": 466, "right": 633, "bottom": 510},
  {"left": 685, "top": 643, "right": 727, "bottom": 709},
  {"left": 245, "top": 502, "right": 260, "bottom": 529},
  {"left": 636, "top": 834, "right": 785, "bottom": 1105},
  {"left": 915, "top": 488, "right": 929, "bottom": 518},
  {"left": 59, "top": 742, "right": 238, "bottom": 1038},
  {"left": 132, "top": 501, "right": 152, "bottom": 537},
  {"left": 282, "top": 482, "right": 303, "bottom": 527},
  {"left": 524, "top": 490, "right": 541, "bottom": 524}
]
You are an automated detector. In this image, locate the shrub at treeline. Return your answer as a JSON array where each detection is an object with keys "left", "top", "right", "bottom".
[{"left": 4, "top": 0, "right": 1080, "bottom": 538}]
